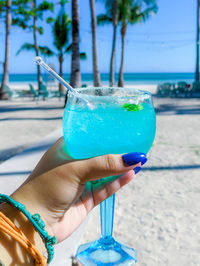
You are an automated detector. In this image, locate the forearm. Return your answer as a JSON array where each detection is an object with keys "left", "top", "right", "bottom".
[{"left": 0, "top": 202, "right": 46, "bottom": 265}]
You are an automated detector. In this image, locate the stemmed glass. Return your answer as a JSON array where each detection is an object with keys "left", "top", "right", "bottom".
[{"left": 63, "top": 87, "right": 156, "bottom": 265}]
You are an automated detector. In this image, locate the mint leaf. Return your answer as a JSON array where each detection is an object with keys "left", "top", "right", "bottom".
[{"left": 122, "top": 103, "right": 143, "bottom": 111}]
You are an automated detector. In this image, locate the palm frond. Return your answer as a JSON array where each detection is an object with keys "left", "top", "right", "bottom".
[
  {"left": 53, "top": 13, "right": 71, "bottom": 51},
  {"left": 118, "top": 0, "right": 158, "bottom": 25},
  {"left": 65, "top": 44, "right": 72, "bottom": 53},
  {"left": 142, "top": 0, "right": 157, "bottom": 5},
  {"left": 16, "top": 43, "right": 35, "bottom": 55},
  {"left": 37, "top": 1, "right": 54, "bottom": 12},
  {"left": 59, "top": 0, "right": 69, "bottom": 5},
  {"left": 12, "top": 18, "right": 28, "bottom": 29},
  {"left": 37, "top": 26, "right": 44, "bottom": 34},
  {"left": 0, "top": 1, "right": 6, "bottom": 13},
  {"left": 129, "top": 4, "right": 158, "bottom": 24},
  {"left": 16, "top": 43, "right": 54, "bottom": 57},
  {"left": 46, "top": 16, "right": 54, "bottom": 24},
  {"left": 97, "top": 14, "right": 112, "bottom": 25},
  {"left": 141, "top": 5, "right": 158, "bottom": 20},
  {"left": 38, "top": 46, "right": 54, "bottom": 56},
  {"left": 80, "top": 52, "right": 87, "bottom": 60},
  {"left": 118, "top": 0, "right": 132, "bottom": 24},
  {"left": 97, "top": 0, "right": 118, "bottom": 25},
  {"left": 0, "top": 1, "right": 6, "bottom": 6}
]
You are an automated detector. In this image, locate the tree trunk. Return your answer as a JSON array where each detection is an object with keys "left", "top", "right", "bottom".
[
  {"left": 196, "top": 0, "right": 200, "bottom": 82},
  {"left": 33, "top": 0, "right": 42, "bottom": 92},
  {"left": 59, "top": 52, "right": 64, "bottom": 93},
  {"left": 70, "top": 0, "right": 81, "bottom": 88},
  {"left": 109, "top": 0, "right": 118, "bottom": 87},
  {"left": 0, "top": 0, "right": 12, "bottom": 100},
  {"left": 118, "top": 23, "right": 126, "bottom": 87},
  {"left": 89, "top": 0, "right": 101, "bottom": 87}
]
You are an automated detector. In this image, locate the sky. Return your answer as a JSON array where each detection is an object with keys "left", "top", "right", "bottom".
[{"left": 0, "top": 0, "right": 197, "bottom": 74}]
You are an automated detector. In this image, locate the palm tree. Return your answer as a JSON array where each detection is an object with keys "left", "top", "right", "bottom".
[
  {"left": 0, "top": 0, "right": 11, "bottom": 100},
  {"left": 13, "top": 0, "right": 54, "bottom": 91},
  {"left": 118, "top": 0, "right": 158, "bottom": 87},
  {"left": 195, "top": 0, "right": 200, "bottom": 82},
  {"left": 51, "top": 11, "right": 86, "bottom": 93},
  {"left": 97, "top": 0, "right": 118, "bottom": 86},
  {"left": 89, "top": 0, "right": 101, "bottom": 86},
  {"left": 52, "top": 12, "right": 71, "bottom": 93},
  {"left": 17, "top": 7, "right": 86, "bottom": 97},
  {"left": 70, "top": 0, "right": 81, "bottom": 88},
  {"left": 110, "top": 0, "right": 118, "bottom": 86},
  {"left": 33, "top": 0, "right": 42, "bottom": 91}
]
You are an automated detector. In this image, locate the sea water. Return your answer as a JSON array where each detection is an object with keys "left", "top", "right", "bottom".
[
  {"left": 63, "top": 102, "right": 156, "bottom": 159},
  {"left": 1, "top": 72, "right": 194, "bottom": 84}
]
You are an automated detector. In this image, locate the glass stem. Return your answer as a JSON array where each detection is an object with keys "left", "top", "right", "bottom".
[{"left": 100, "top": 193, "right": 115, "bottom": 240}]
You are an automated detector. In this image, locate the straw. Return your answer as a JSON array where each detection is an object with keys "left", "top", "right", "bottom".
[{"left": 34, "top": 57, "right": 93, "bottom": 108}]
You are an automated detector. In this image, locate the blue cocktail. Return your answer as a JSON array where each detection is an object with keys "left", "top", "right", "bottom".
[{"left": 63, "top": 87, "right": 156, "bottom": 265}]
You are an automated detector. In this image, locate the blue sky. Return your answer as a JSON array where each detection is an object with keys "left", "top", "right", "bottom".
[{"left": 0, "top": 0, "right": 197, "bottom": 74}]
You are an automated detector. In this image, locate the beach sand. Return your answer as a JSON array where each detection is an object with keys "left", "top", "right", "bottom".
[
  {"left": 0, "top": 98, "right": 64, "bottom": 163},
  {"left": 11, "top": 82, "right": 158, "bottom": 94},
  {"left": 0, "top": 87, "right": 200, "bottom": 265}
]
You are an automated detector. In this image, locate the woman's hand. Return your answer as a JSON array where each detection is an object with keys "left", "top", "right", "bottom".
[{"left": 11, "top": 138, "right": 145, "bottom": 243}]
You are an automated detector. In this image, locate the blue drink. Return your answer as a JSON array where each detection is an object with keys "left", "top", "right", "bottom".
[
  {"left": 63, "top": 88, "right": 156, "bottom": 265},
  {"left": 63, "top": 101, "right": 155, "bottom": 159}
]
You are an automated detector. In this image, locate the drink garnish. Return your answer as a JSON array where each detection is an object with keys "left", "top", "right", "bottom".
[{"left": 122, "top": 103, "right": 143, "bottom": 111}]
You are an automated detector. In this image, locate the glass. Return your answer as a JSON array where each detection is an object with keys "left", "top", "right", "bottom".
[{"left": 63, "top": 87, "right": 156, "bottom": 265}]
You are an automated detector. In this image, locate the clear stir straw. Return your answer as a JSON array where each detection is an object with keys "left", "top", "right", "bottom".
[{"left": 34, "top": 56, "right": 93, "bottom": 108}]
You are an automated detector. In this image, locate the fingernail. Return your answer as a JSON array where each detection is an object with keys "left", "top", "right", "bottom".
[
  {"left": 141, "top": 157, "right": 148, "bottom": 165},
  {"left": 122, "top": 152, "right": 147, "bottom": 166},
  {"left": 134, "top": 166, "right": 141, "bottom": 174}
]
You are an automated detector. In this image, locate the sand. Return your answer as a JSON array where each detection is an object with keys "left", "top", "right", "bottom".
[
  {"left": 0, "top": 87, "right": 200, "bottom": 265},
  {"left": 0, "top": 98, "right": 64, "bottom": 163}
]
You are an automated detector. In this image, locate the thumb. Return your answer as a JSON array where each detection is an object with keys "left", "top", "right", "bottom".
[{"left": 63, "top": 152, "right": 147, "bottom": 184}]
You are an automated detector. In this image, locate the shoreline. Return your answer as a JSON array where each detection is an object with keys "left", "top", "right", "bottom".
[{"left": 8, "top": 82, "right": 158, "bottom": 95}]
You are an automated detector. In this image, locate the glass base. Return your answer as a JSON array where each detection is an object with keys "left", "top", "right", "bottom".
[{"left": 75, "top": 236, "right": 137, "bottom": 265}]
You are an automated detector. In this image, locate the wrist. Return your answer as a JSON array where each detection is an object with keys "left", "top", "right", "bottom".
[
  {"left": 11, "top": 187, "right": 55, "bottom": 237},
  {"left": 0, "top": 202, "right": 47, "bottom": 265},
  {"left": 0, "top": 191, "right": 57, "bottom": 263}
]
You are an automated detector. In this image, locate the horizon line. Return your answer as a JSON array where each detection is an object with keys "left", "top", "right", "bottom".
[{"left": 0, "top": 72, "right": 196, "bottom": 75}]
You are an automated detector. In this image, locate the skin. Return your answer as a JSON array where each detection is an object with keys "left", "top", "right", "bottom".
[{"left": 0, "top": 138, "right": 141, "bottom": 265}]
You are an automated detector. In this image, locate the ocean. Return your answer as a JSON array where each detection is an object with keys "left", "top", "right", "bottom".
[{"left": 0, "top": 73, "right": 195, "bottom": 85}]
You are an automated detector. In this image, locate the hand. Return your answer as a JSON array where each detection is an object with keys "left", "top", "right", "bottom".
[{"left": 11, "top": 138, "right": 143, "bottom": 243}]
